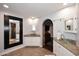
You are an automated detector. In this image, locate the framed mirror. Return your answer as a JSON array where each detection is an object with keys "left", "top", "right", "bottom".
[
  {"left": 4, "top": 15, "right": 23, "bottom": 49},
  {"left": 65, "top": 18, "right": 77, "bottom": 33},
  {"left": 65, "top": 19, "right": 73, "bottom": 31}
]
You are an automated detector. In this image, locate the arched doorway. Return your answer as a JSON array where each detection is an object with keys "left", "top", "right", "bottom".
[{"left": 43, "top": 19, "right": 53, "bottom": 52}]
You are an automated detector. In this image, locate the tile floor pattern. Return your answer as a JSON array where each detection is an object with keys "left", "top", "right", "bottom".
[{"left": 3, "top": 47, "right": 55, "bottom": 56}]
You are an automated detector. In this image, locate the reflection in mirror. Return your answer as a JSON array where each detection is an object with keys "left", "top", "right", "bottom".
[
  {"left": 4, "top": 15, "right": 23, "bottom": 49},
  {"left": 65, "top": 19, "right": 73, "bottom": 31},
  {"left": 9, "top": 19, "right": 20, "bottom": 44}
]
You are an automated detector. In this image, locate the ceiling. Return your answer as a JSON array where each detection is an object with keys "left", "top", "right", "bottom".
[{"left": 0, "top": 3, "right": 75, "bottom": 18}]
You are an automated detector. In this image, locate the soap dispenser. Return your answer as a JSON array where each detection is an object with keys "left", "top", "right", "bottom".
[{"left": 60, "top": 34, "right": 64, "bottom": 40}]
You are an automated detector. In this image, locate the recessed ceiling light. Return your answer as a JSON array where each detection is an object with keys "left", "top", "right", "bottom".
[
  {"left": 3, "top": 4, "right": 9, "bottom": 8},
  {"left": 63, "top": 3, "right": 68, "bottom": 5}
]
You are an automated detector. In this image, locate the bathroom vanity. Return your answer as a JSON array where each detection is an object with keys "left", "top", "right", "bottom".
[
  {"left": 53, "top": 17, "right": 79, "bottom": 56},
  {"left": 53, "top": 38, "right": 79, "bottom": 56},
  {"left": 24, "top": 34, "right": 41, "bottom": 47}
]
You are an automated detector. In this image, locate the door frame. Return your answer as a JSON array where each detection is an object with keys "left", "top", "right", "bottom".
[{"left": 42, "top": 19, "right": 53, "bottom": 52}]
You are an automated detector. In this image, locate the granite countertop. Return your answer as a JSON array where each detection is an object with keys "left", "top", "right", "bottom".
[
  {"left": 54, "top": 38, "right": 79, "bottom": 56},
  {"left": 24, "top": 34, "right": 40, "bottom": 37}
]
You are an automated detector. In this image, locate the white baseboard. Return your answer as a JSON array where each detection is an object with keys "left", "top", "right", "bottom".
[{"left": 0, "top": 44, "right": 26, "bottom": 56}]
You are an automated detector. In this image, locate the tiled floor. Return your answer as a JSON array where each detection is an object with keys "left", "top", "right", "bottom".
[{"left": 3, "top": 47, "right": 55, "bottom": 56}]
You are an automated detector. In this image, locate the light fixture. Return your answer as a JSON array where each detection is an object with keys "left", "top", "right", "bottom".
[
  {"left": 63, "top": 3, "right": 68, "bottom": 5},
  {"left": 27, "top": 17, "right": 39, "bottom": 33},
  {"left": 3, "top": 4, "right": 9, "bottom": 8},
  {"left": 28, "top": 17, "right": 39, "bottom": 25}
]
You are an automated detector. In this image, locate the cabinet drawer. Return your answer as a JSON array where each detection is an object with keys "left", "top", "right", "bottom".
[{"left": 24, "top": 37, "right": 41, "bottom": 46}]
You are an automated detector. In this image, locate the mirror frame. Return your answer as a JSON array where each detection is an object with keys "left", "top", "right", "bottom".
[{"left": 4, "top": 15, "right": 23, "bottom": 49}]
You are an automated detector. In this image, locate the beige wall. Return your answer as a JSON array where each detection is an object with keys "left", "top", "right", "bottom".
[
  {"left": 0, "top": 12, "right": 4, "bottom": 51},
  {"left": 76, "top": 4, "right": 79, "bottom": 47}
]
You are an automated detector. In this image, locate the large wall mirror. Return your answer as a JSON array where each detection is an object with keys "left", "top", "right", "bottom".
[
  {"left": 65, "top": 18, "right": 77, "bottom": 33},
  {"left": 4, "top": 15, "right": 23, "bottom": 49}
]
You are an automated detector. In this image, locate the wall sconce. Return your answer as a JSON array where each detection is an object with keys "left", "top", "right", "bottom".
[{"left": 28, "top": 17, "right": 39, "bottom": 34}]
